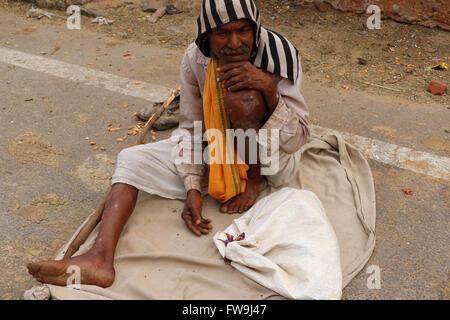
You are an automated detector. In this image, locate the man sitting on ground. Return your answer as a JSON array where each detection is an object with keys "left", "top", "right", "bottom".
[{"left": 27, "top": 0, "right": 310, "bottom": 288}]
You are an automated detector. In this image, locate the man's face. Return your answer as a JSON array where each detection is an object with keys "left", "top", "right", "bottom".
[{"left": 207, "top": 19, "right": 254, "bottom": 65}]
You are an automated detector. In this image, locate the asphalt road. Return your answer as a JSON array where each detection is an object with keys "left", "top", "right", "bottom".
[{"left": 0, "top": 9, "right": 448, "bottom": 299}]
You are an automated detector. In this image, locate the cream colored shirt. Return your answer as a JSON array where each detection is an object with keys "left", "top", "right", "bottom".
[{"left": 174, "top": 43, "right": 310, "bottom": 192}]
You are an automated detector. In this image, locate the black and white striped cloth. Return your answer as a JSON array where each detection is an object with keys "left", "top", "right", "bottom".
[{"left": 196, "top": 0, "right": 300, "bottom": 82}]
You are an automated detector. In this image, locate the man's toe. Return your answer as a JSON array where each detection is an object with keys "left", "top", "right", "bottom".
[
  {"left": 220, "top": 203, "right": 228, "bottom": 213},
  {"left": 227, "top": 201, "right": 237, "bottom": 213},
  {"left": 27, "top": 262, "right": 41, "bottom": 275}
]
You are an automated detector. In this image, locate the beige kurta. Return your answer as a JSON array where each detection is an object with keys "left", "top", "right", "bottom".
[{"left": 176, "top": 43, "right": 310, "bottom": 193}]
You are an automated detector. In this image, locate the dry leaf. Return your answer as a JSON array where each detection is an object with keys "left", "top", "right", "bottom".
[{"left": 402, "top": 189, "right": 413, "bottom": 195}]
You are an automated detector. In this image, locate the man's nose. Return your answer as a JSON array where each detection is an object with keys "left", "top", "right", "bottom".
[{"left": 227, "top": 32, "right": 241, "bottom": 49}]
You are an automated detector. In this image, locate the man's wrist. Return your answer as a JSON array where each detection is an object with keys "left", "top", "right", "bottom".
[
  {"left": 187, "top": 189, "right": 202, "bottom": 197},
  {"left": 263, "top": 81, "right": 279, "bottom": 116}
]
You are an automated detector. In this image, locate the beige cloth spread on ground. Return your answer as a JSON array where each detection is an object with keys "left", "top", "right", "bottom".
[{"left": 25, "top": 134, "right": 376, "bottom": 300}]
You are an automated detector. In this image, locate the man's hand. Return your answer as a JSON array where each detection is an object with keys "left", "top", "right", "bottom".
[
  {"left": 218, "top": 61, "right": 270, "bottom": 92},
  {"left": 217, "top": 62, "right": 279, "bottom": 115},
  {"left": 181, "top": 189, "right": 213, "bottom": 236}
]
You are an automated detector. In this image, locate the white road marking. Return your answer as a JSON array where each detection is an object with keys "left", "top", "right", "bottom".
[
  {"left": 0, "top": 46, "right": 170, "bottom": 103},
  {"left": 1, "top": 46, "right": 449, "bottom": 180},
  {"left": 312, "top": 126, "right": 449, "bottom": 180}
]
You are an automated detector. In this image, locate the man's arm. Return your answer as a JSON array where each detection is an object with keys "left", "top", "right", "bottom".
[
  {"left": 174, "top": 46, "right": 207, "bottom": 193},
  {"left": 174, "top": 46, "right": 212, "bottom": 236},
  {"left": 260, "top": 70, "right": 311, "bottom": 154},
  {"left": 217, "top": 58, "right": 310, "bottom": 154}
]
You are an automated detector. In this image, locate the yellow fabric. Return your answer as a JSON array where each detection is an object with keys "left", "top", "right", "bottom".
[{"left": 202, "top": 58, "right": 248, "bottom": 203}]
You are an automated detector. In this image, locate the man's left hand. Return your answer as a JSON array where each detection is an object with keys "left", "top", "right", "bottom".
[
  {"left": 218, "top": 61, "right": 270, "bottom": 93},
  {"left": 217, "top": 62, "right": 279, "bottom": 114}
]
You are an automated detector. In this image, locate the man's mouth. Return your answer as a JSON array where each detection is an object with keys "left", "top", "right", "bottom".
[
  {"left": 223, "top": 53, "right": 248, "bottom": 62},
  {"left": 226, "top": 53, "right": 246, "bottom": 57},
  {"left": 221, "top": 46, "right": 250, "bottom": 57}
]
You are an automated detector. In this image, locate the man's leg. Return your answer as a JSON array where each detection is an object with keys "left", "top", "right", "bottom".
[
  {"left": 220, "top": 89, "right": 268, "bottom": 214},
  {"left": 27, "top": 139, "right": 188, "bottom": 288},
  {"left": 27, "top": 183, "right": 138, "bottom": 288}
]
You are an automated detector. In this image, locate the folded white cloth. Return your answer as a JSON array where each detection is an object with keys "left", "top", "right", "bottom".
[{"left": 214, "top": 187, "right": 342, "bottom": 300}]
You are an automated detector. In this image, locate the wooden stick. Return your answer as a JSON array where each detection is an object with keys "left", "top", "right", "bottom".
[
  {"left": 137, "top": 86, "right": 180, "bottom": 145},
  {"left": 63, "top": 186, "right": 111, "bottom": 259},
  {"left": 63, "top": 87, "right": 180, "bottom": 259},
  {"left": 146, "top": 6, "right": 167, "bottom": 23}
]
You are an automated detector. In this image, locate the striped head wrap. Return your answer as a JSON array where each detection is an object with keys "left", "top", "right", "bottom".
[{"left": 196, "top": 0, "right": 300, "bottom": 82}]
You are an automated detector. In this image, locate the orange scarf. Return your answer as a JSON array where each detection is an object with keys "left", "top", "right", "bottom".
[{"left": 203, "top": 58, "right": 248, "bottom": 203}]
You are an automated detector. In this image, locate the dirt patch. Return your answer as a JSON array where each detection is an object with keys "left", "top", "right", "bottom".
[
  {"left": 75, "top": 154, "right": 115, "bottom": 192},
  {"left": 104, "top": 39, "right": 125, "bottom": 47},
  {"left": 14, "top": 193, "right": 68, "bottom": 223},
  {"left": 401, "top": 159, "right": 430, "bottom": 171},
  {"left": 371, "top": 125, "right": 397, "bottom": 138},
  {"left": 422, "top": 136, "right": 450, "bottom": 153},
  {"left": 8, "top": 133, "right": 66, "bottom": 167},
  {"left": 12, "top": 26, "right": 37, "bottom": 35}
]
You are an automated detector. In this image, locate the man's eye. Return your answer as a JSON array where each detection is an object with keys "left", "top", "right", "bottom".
[{"left": 239, "top": 27, "right": 251, "bottom": 33}]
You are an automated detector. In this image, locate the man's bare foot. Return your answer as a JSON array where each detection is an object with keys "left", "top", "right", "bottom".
[
  {"left": 220, "top": 176, "right": 267, "bottom": 214},
  {"left": 26, "top": 249, "right": 115, "bottom": 288}
]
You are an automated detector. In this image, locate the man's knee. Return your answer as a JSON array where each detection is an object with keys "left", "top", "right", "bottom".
[
  {"left": 116, "top": 146, "right": 140, "bottom": 166},
  {"left": 225, "top": 89, "right": 267, "bottom": 130}
]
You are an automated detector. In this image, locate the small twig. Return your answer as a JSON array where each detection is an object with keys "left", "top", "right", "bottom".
[{"left": 362, "top": 81, "right": 401, "bottom": 92}]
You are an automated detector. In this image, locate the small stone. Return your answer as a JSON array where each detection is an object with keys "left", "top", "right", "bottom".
[
  {"left": 313, "top": 0, "right": 332, "bottom": 12},
  {"left": 427, "top": 80, "right": 447, "bottom": 95},
  {"left": 80, "top": 7, "right": 104, "bottom": 18},
  {"left": 357, "top": 57, "right": 368, "bottom": 65}
]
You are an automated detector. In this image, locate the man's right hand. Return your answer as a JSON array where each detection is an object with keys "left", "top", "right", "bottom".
[{"left": 181, "top": 189, "right": 213, "bottom": 236}]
